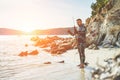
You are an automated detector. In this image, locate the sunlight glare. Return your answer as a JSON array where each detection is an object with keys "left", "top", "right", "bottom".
[{"left": 21, "top": 27, "right": 35, "bottom": 33}]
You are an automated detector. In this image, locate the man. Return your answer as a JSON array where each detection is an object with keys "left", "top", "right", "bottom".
[{"left": 68, "top": 19, "right": 86, "bottom": 68}]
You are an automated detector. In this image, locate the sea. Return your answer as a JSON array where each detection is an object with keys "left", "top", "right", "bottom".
[{"left": 0, "top": 35, "right": 92, "bottom": 80}]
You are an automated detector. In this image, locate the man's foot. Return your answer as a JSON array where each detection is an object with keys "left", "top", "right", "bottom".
[
  {"left": 77, "top": 63, "right": 84, "bottom": 68},
  {"left": 77, "top": 62, "right": 89, "bottom": 68},
  {"left": 84, "top": 62, "right": 89, "bottom": 66}
]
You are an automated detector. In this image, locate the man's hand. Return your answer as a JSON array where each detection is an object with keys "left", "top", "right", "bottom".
[{"left": 67, "top": 29, "right": 74, "bottom": 36}]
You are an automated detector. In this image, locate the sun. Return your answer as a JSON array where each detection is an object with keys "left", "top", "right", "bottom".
[{"left": 21, "top": 27, "right": 35, "bottom": 33}]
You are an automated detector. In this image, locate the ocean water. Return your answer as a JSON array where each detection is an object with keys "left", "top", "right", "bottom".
[
  {"left": 0, "top": 35, "right": 71, "bottom": 55},
  {"left": 0, "top": 35, "right": 75, "bottom": 80},
  {"left": 0, "top": 35, "right": 38, "bottom": 79},
  {"left": 0, "top": 35, "right": 92, "bottom": 80}
]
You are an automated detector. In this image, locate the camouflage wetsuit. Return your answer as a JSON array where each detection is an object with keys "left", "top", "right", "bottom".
[{"left": 74, "top": 25, "right": 86, "bottom": 64}]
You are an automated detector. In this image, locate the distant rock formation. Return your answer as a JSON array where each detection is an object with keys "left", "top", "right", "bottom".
[
  {"left": 0, "top": 27, "right": 74, "bottom": 35},
  {"left": 0, "top": 28, "right": 24, "bottom": 35},
  {"left": 86, "top": 0, "right": 120, "bottom": 48}
]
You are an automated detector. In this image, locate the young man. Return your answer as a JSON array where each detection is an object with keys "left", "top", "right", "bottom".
[{"left": 68, "top": 19, "right": 86, "bottom": 68}]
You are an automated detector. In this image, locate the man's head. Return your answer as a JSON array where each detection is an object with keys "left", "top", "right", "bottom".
[{"left": 76, "top": 19, "right": 82, "bottom": 26}]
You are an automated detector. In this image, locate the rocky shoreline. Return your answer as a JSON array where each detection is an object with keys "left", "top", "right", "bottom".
[{"left": 30, "top": 36, "right": 77, "bottom": 55}]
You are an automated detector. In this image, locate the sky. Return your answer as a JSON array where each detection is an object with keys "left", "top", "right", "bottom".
[{"left": 0, "top": 0, "right": 96, "bottom": 32}]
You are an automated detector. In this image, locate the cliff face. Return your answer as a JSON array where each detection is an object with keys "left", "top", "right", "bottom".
[{"left": 86, "top": 0, "right": 120, "bottom": 48}]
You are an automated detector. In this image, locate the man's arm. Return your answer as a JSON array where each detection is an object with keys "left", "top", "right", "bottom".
[
  {"left": 67, "top": 30, "right": 74, "bottom": 36},
  {"left": 74, "top": 26, "right": 78, "bottom": 34}
]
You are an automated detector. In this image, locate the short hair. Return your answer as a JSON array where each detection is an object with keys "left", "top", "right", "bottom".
[{"left": 76, "top": 19, "right": 82, "bottom": 21}]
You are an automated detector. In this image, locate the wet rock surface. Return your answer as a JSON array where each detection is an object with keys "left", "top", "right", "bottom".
[
  {"left": 18, "top": 50, "right": 39, "bottom": 57},
  {"left": 31, "top": 36, "right": 77, "bottom": 55},
  {"left": 92, "top": 53, "right": 120, "bottom": 80}
]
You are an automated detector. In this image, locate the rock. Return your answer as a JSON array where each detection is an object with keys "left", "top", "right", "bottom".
[
  {"left": 40, "top": 44, "right": 48, "bottom": 48},
  {"left": 88, "top": 44, "right": 99, "bottom": 50},
  {"left": 18, "top": 51, "right": 28, "bottom": 57},
  {"left": 56, "top": 48, "right": 67, "bottom": 54},
  {"left": 86, "top": 0, "right": 120, "bottom": 48},
  {"left": 93, "top": 46, "right": 99, "bottom": 50},
  {"left": 40, "top": 37, "right": 74, "bottom": 55},
  {"left": 88, "top": 44, "right": 94, "bottom": 49},
  {"left": 57, "top": 60, "right": 65, "bottom": 63},
  {"left": 114, "top": 53, "right": 120, "bottom": 61},
  {"left": 105, "top": 0, "right": 114, "bottom": 11},
  {"left": 31, "top": 36, "right": 40, "bottom": 41},
  {"left": 113, "top": 75, "right": 120, "bottom": 80},
  {"left": 25, "top": 44, "right": 28, "bottom": 47},
  {"left": 85, "top": 18, "right": 91, "bottom": 28},
  {"left": 92, "top": 52, "right": 120, "bottom": 80},
  {"left": 32, "top": 36, "right": 63, "bottom": 48},
  {"left": 116, "top": 32, "right": 120, "bottom": 47},
  {"left": 102, "top": 43, "right": 114, "bottom": 48},
  {"left": 100, "top": 13, "right": 120, "bottom": 46},
  {"left": 86, "top": 21, "right": 101, "bottom": 46},
  {"left": 116, "top": 42, "right": 120, "bottom": 47},
  {"left": 59, "top": 43, "right": 72, "bottom": 50},
  {"left": 43, "top": 49, "right": 50, "bottom": 52},
  {"left": 43, "top": 62, "right": 51, "bottom": 64},
  {"left": 51, "top": 42, "right": 73, "bottom": 55},
  {"left": 71, "top": 39, "right": 77, "bottom": 48},
  {"left": 19, "top": 50, "right": 39, "bottom": 57},
  {"left": 50, "top": 42, "right": 58, "bottom": 49},
  {"left": 50, "top": 47, "right": 66, "bottom": 55},
  {"left": 29, "top": 50, "right": 39, "bottom": 55}
]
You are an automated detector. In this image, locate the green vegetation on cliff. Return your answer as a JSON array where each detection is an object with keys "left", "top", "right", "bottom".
[{"left": 91, "top": 0, "right": 109, "bottom": 16}]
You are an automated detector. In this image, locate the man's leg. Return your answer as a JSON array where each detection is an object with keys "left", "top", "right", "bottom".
[
  {"left": 81, "top": 44, "right": 85, "bottom": 64},
  {"left": 77, "top": 43, "right": 85, "bottom": 68}
]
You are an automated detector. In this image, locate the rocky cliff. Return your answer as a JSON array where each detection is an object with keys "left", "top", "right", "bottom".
[{"left": 86, "top": 0, "right": 120, "bottom": 48}]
